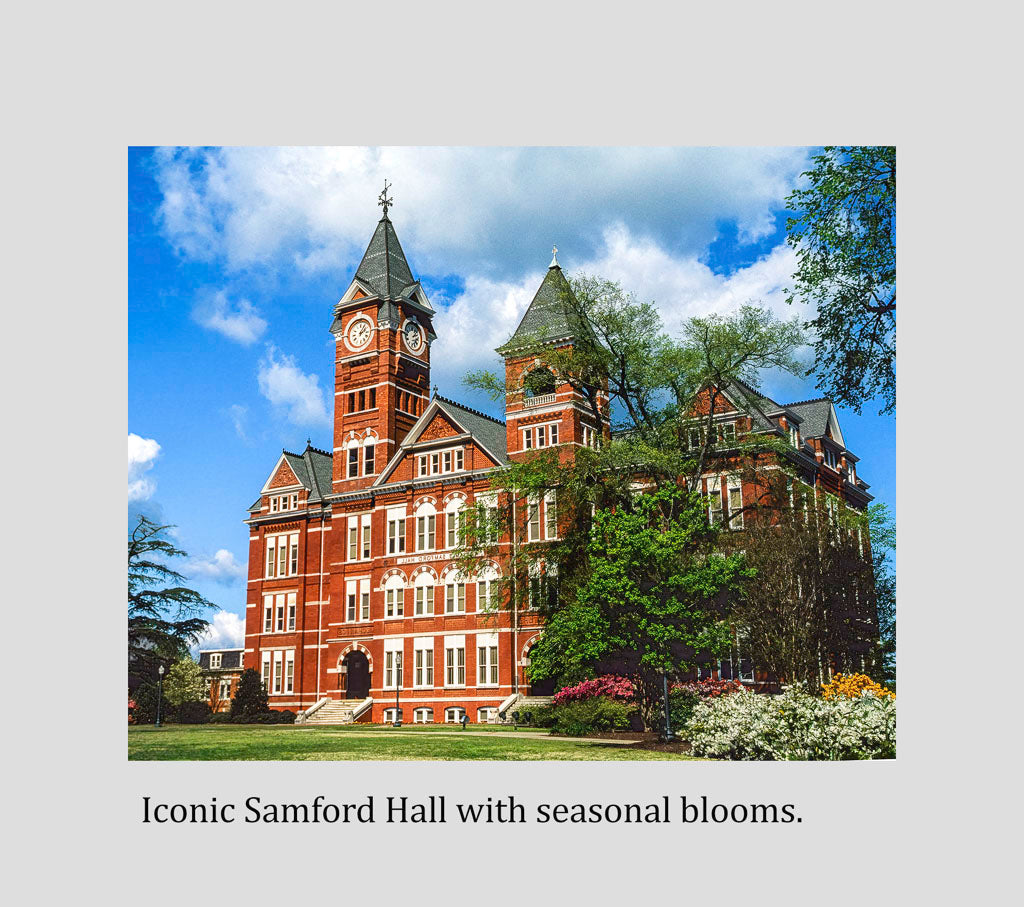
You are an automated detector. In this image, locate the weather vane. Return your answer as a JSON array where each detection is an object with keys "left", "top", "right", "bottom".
[
  {"left": 550, "top": 245, "right": 558, "bottom": 267},
  {"left": 378, "top": 179, "right": 393, "bottom": 218}
]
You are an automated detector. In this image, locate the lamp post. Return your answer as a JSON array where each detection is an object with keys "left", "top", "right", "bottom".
[
  {"left": 393, "top": 653, "right": 403, "bottom": 726},
  {"left": 661, "top": 671, "right": 676, "bottom": 743},
  {"left": 156, "top": 663, "right": 165, "bottom": 728}
]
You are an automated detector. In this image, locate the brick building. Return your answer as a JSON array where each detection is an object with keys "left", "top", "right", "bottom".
[
  {"left": 198, "top": 648, "right": 244, "bottom": 712},
  {"left": 242, "top": 206, "right": 873, "bottom": 721}
]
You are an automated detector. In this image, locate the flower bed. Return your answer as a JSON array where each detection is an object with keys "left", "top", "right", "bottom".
[
  {"left": 685, "top": 684, "right": 896, "bottom": 760},
  {"left": 552, "top": 675, "right": 636, "bottom": 705}
]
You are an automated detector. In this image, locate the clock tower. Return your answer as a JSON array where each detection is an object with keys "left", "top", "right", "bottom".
[{"left": 329, "top": 187, "right": 436, "bottom": 491}]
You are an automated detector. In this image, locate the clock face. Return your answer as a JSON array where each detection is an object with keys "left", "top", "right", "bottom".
[
  {"left": 347, "top": 319, "right": 372, "bottom": 350},
  {"left": 403, "top": 322, "right": 423, "bottom": 352}
]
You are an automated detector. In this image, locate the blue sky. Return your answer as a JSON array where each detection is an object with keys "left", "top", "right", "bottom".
[{"left": 128, "top": 146, "right": 896, "bottom": 650}]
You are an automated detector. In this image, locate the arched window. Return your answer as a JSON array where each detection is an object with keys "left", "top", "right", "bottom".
[
  {"left": 384, "top": 573, "right": 406, "bottom": 618},
  {"left": 442, "top": 565, "right": 467, "bottom": 614},
  {"left": 523, "top": 367, "right": 556, "bottom": 398},
  {"left": 413, "top": 571, "right": 435, "bottom": 616},
  {"left": 413, "top": 707, "right": 434, "bottom": 724},
  {"left": 444, "top": 707, "right": 466, "bottom": 724},
  {"left": 476, "top": 562, "right": 501, "bottom": 612},
  {"left": 478, "top": 707, "right": 498, "bottom": 724},
  {"left": 445, "top": 496, "right": 466, "bottom": 549},
  {"left": 415, "top": 501, "right": 437, "bottom": 552}
]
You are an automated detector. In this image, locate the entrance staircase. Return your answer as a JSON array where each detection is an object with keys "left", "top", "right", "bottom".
[
  {"left": 498, "top": 693, "right": 554, "bottom": 723},
  {"left": 301, "top": 697, "right": 372, "bottom": 725}
]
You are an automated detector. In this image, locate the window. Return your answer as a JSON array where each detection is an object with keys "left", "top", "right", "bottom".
[
  {"left": 363, "top": 443, "right": 375, "bottom": 475},
  {"left": 582, "top": 424, "right": 596, "bottom": 448},
  {"left": 716, "top": 422, "right": 736, "bottom": 444},
  {"left": 384, "top": 640, "right": 403, "bottom": 690},
  {"left": 522, "top": 423, "right": 560, "bottom": 450},
  {"left": 287, "top": 592, "right": 296, "bottom": 630},
  {"left": 537, "top": 425, "right": 546, "bottom": 447},
  {"left": 445, "top": 580, "right": 466, "bottom": 614},
  {"left": 444, "top": 707, "right": 466, "bottom": 724},
  {"left": 446, "top": 502, "right": 465, "bottom": 548},
  {"left": 346, "top": 580, "right": 357, "bottom": 622},
  {"left": 478, "top": 707, "right": 498, "bottom": 724},
  {"left": 387, "top": 509, "right": 407, "bottom": 554},
  {"left": 477, "top": 565, "right": 499, "bottom": 611},
  {"left": 431, "top": 453, "right": 440, "bottom": 474},
  {"left": 414, "top": 638, "right": 434, "bottom": 687},
  {"left": 528, "top": 562, "right": 558, "bottom": 609},
  {"left": 544, "top": 491, "right": 557, "bottom": 539},
  {"left": 360, "top": 579, "right": 370, "bottom": 621},
  {"left": 414, "top": 575, "right": 434, "bottom": 616},
  {"left": 263, "top": 598, "right": 273, "bottom": 632},
  {"left": 445, "top": 637, "right": 466, "bottom": 687},
  {"left": 261, "top": 652, "right": 271, "bottom": 691},
  {"left": 348, "top": 521, "right": 358, "bottom": 561},
  {"left": 477, "top": 634, "right": 498, "bottom": 686},
  {"left": 443, "top": 450, "right": 452, "bottom": 472},
  {"left": 361, "top": 514, "right": 371, "bottom": 559},
  {"left": 824, "top": 448, "right": 837, "bottom": 470},
  {"left": 382, "top": 708, "right": 401, "bottom": 723},
  {"left": 275, "top": 596, "right": 284, "bottom": 631},
  {"left": 385, "top": 576, "right": 405, "bottom": 617},
  {"left": 265, "top": 533, "right": 299, "bottom": 578},
  {"left": 476, "top": 494, "right": 499, "bottom": 544},
  {"left": 416, "top": 504, "right": 437, "bottom": 551},
  {"left": 418, "top": 447, "right": 465, "bottom": 475},
  {"left": 418, "top": 454, "right": 428, "bottom": 476},
  {"left": 218, "top": 678, "right": 231, "bottom": 700},
  {"left": 705, "top": 476, "right": 724, "bottom": 525},
  {"left": 209, "top": 653, "right": 222, "bottom": 669},
  {"left": 527, "top": 497, "right": 541, "bottom": 541},
  {"left": 727, "top": 477, "right": 743, "bottom": 529},
  {"left": 270, "top": 495, "right": 279, "bottom": 514},
  {"left": 285, "top": 650, "right": 295, "bottom": 693},
  {"left": 348, "top": 446, "right": 359, "bottom": 478},
  {"left": 413, "top": 707, "right": 434, "bottom": 724},
  {"left": 369, "top": 387, "right": 376, "bottom": 409},
  {"left": 272, "top": 651, "right": 283, "bottom": 694},
  {"left": 789, "top": 424, "right": 800, "bottom": 448},
  {"left": 523, "top": 428, "right": 533, "bottom": 450},
  {"left": 688, "top": 426, "right": 703, "bottom": 449},
  {"left": 346, "top": 579, "right": 369, "bottom": 622}
]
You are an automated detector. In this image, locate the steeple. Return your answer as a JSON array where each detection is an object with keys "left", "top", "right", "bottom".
[
  {"left": 497, "top": 250, "right": 591, "bottom": 354},
  {"left": 352, "top": 214, "right": 416, "bottom": 300}
]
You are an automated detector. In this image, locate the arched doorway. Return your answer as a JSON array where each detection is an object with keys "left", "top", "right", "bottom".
[
  {"left": 342, "top": 650, "right": 370, "bottom": 699},
  {"left": 523, "top": 641, "right": 556, "bottom": 696}
]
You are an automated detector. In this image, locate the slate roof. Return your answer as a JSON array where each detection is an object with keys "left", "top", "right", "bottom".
[
  {"left": 250, "top": 443, "right": 333, "bottom": 513},
  {"left": 434, "top": 395, "right": 509, "bottom": 464},
  {"left": 198, "top": 649, "right": 244, "bottom": 671},
  {"left": 784, "top": 398, "right": 833, "bottom": 440},
  {"left": 354, "top": 215, "right": 416, "bottom": 298},
  {"left": 498, "top": 264, "right": 594, "bottom": 353}
]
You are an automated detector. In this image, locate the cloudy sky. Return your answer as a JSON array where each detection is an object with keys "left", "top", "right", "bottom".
[{"left": 129, "top": 146, "right": 896, "bottom": 651}]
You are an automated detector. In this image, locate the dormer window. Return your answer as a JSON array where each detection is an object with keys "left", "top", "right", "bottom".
[
  {"left": 823, "top": 448, "right": 837, "bottom": 470},
  {"left": 715, "top": 422, "right": 736, "bottom": 444},
  {"left": 418, "top": 447, "right": 465, "bottom": 476},
  {"left": 209, "top": 653, "right": 222, "bottom": 669},
  {"left": 789, "top": 425, "right": 800, "bottom": 448}
]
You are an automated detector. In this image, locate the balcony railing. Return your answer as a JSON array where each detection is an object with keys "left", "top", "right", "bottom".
[{"left": 523, "top": 393, "right": 556, "bottom": 407}]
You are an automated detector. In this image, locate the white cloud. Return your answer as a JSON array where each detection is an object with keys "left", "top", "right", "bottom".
[
  {"left": 227, "top": 403, "right": 248, "bottom": 440},
  {"left": 150, "top": 146, "right": 812, "bottom": 280},
  {"left": 257, "top": 345, "right": 330, "bottom": 427},
  {"left": 192, "top": 289, "right": 267, "bottom": 344},
  {"left": 128, "top": 433, "right": 161, "bottom": 502},
  {"left": 197, "top": 610, "right": 245, "bottom": 650},
  {"left": 426, "top": 225, "right": 806, "bottom": 390},
  {"left": 188, "top": 549, "right": 246, "bottom": 584}
]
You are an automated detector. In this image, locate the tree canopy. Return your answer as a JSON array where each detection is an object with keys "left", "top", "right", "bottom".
[{"left": 785, "top": 146, "right": 896, "bottom": 414}]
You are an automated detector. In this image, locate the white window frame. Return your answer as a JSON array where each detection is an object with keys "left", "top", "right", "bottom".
[
  {"left": 413, "top": 574, "right": 434, "bottom": 616},
  {"left": 387, "top": 508, "right": 407, "bottom": 554},
  {"left": 209, "top": 653, "right": 222, "bottom": 669},
  {"left": 706, "top": 476, "right": 724, "bottom": 525},
  {"left": 413, "top": 638, "right": 434, "bottom": 688},
  {"left": 413, "top": 707, "right": 434, "bottom": 724},
  {"left": 284, "top": 650, "right": 295, "bottom": 693},
  {"left": 727, "top": 476, "right": 743, "bottom": 529},
  {"left": 444, "top": 636, "right": 466, "bottom": 688},
  {"left": 477, "top": 632, "right": 499, "bottom": 687},
  {"left": 544, "top": 491, "right": 558, "bottom": 539},
  {"left": 383, "top": 638, "right": 403, "bottom": 691},
  {"left": 415, "top": 504, "right": 437, "bottom": 552},
  {"left": 477, "top": 707, "right": 498, "bottom": 724},
  {"left": 384, "top": 575, "right": 406, "bottom": 618},
  {"left": 444, "top": 707, "right": 466, "bottom": 724}
]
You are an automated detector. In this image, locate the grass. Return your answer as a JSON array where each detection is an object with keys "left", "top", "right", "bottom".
[{"left": 128, "top": 724, "right": 698, "bottom": 761}]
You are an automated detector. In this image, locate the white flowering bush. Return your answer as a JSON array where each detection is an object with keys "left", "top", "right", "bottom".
[{"left": 685, "top": 684, "right": 896, "bottom": 760}]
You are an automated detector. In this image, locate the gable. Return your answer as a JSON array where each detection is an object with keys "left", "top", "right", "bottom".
[
  {"left": 264, "top": 457, "right": 301, "bottom": 492},
  {"left": 690, "top": 385, "right": 739, "bottom": 416},
  {"left": 420, "top": 412, "right": 460, "bottom": 442}
]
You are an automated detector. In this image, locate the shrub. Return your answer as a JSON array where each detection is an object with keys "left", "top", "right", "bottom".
[
  {"left": 550, "top": 697, "right": 635, "bottom": 736},
  {"left": 250, "top": 709, "right": 297, "bottom": 724},
  {"left": 230, "top": 668, "right": 269, "bottom": 719},
  {"left": 511, "top": 705, "right": 557, "bottom": 728},
  {"left": 821, "top": 673, "right": 894, "bottom": 700},
  {"left": 132, "top": 683, "right": 177, "bottom": 724},
  {"left": 209, "top": 712, "right": 234, "bottom": 723},
  {"left": 552, "top": 675, "right": 636, "bottom": 706},
  {"left": 685, "top": 685, "right": 896, "bottom": 760},
  {"left": 672, "top": 678, "right": 745, "bottom": 699},
  {"left": 177, "top": 701, "right": 212, "bottom": 724}
]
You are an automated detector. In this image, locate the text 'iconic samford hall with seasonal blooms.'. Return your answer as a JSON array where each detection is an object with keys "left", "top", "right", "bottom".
[{"left": 242, "top": 195, "right": 875, "bottom": 724}]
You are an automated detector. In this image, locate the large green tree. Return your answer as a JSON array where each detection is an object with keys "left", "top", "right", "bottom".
[
  {"left": 163, "top": 656, "right": 207, "bottom": 709},
  {"left": 459, "top": 278, "right": 808, "bottom": 724},
  {"left": 785, "top": 145, "right": 896, "bottom": 414},
  {"left": 128, "top": 516, "right": 213, "bottom": 690},
  {"left": 867, "top": 503, "right": 896, "bottom": 688}
]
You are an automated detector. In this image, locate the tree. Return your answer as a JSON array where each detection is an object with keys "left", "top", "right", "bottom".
[
  {"left": 230, "top": 668, "right": 269, "bottom": 719},
  {"left": 724, "top": 475, "right": 877, "bottom": 688},
  {"left": 527, "top": 485, "right": 751, "bottom": 727},
  {"left": 128, "top": 516, "right": 213, "bottom": 690},
  {"left": 785, "top": 146, "right": 896, "bottom": 414},
  {"left": 459, "top": 279, "right": 807, "bottom": 724},
  {"left": 163, "top": 657, "right": 207, "bottom": 710}
]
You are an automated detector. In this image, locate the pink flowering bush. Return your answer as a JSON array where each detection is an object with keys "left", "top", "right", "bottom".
[{"left": 553, "top": 675, "right": 636, "bottom": 705}]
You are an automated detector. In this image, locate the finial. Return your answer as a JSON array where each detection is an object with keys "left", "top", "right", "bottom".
[
  {"left": 432, "top": 384, "right": 438, "bottom": 397},
  {"left": 550, "top": 245, "right": 559, "bottom": 268},
  {"left": 378, "top": 179, "right": 393, "bottom": 219},
  {"left": 306, "top": 437, "right": 311, "bottom": 447}
]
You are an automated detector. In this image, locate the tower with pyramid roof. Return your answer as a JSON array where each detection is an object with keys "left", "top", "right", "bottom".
[
  {"left": 498, "top": 250, "right": 609, "bottom": 460},
  {"left": 329, "top": 194, "right": 436, "bottom": 490}
]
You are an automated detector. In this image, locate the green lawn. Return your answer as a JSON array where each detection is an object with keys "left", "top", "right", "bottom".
[{"left": 128, "top": 724, "right": 697, "bottom": 761}]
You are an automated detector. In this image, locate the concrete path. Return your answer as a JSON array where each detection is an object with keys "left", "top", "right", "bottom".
[{"left": 323, "top": 728, "right": 641, "bottom": 746}]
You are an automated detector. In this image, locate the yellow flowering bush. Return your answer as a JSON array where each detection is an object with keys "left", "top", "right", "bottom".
[{"left": 821, "top": 673, "right": 894, "bottom": 700}]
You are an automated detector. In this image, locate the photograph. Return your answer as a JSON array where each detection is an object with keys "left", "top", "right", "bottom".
[{"left": 127, "top": 146, "right": 896, "bottom": 762}]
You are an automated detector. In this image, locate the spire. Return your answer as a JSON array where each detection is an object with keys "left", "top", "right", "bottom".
[{"left": 353, "top": 202, "right": 416, "bottom": 298}]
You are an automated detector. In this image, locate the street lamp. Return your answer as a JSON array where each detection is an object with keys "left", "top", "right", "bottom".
[
  {"left": 156, "top": 663, "right": 165, "bottom": 728},
  {"left": 393, "top": 652, "right": 403, "bottom": 727},
  {"left": 661, "top": 671, "right": 676, "bottom": 743}
]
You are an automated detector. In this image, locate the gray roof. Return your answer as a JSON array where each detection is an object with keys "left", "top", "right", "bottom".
[
  {"left": 354, "top": 215, "right": 415, "bottom": 298},
  {"left": 784, "top": 398, "right": 832, "bottom": 440},
  {"left": 498, "top": 265, "right": 593, "bottom": 353},
  {"left": 435, "top": 395, "right": 509, "bottom": 464},
  {"left": 198, "top": 649, "right": 244, "bottom": 671},
  {"left": 249, "top": 443, "right": 334, "bottom": 513}
]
